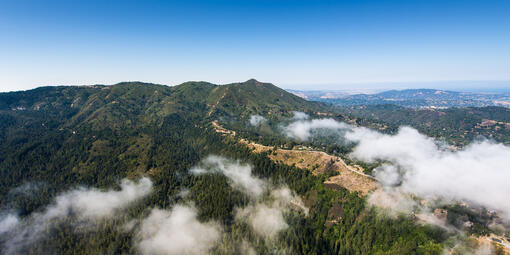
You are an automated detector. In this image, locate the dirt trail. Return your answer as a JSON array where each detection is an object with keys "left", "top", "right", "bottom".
[
  {"left": 212, "top": 121, "right": 378, "bottom": 195},
  {"left": 208, "top": 90, "right": 228, "bottom": 116}
]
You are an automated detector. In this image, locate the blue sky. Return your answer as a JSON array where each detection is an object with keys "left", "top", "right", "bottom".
[{"left": 0, "top": 0, "right": 509, "bottom": 92}]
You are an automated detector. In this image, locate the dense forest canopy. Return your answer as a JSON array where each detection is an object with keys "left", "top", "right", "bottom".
[{"left": 0, "top": 80, "right": 508, "bottom": 254}]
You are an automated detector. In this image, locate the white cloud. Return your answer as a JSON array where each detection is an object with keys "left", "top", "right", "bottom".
[
  {"left": 235, "top": 187, "right": 306, "bottom": 239},
  {"left": 136, "top": 156, "right": 308, "bottom": 254},
  {"left": 346, "top": 126, "right": 439, "bottom": 169},
  {"left": 136, "top": 205, "right": 222, "bottom": 255},
  {"left": 291, "top": 111, "right": 309, "bottom": 120},
  {"left": 271, "top": 187, "right": 309, "bottom": 215},
  {"left": 0, "top": 214, "right": 19, "bottom": 235},
  {"left": 283, "top": 118, "right": 349, "bottom": 141},
  {"left": 249, "top": 115, "right": 267, "bottom": 126},
  {"left": 283, "top": 116, "right": 510, "bottom": 222},
  {"left": 191, "top": 155, "right": 265, "bottom": 198},
  {"left": 191, "top": 156, "right": 307, "bottom": 240},
  {"left": 239, "top": 240, "right": 257, "bottom": 255},
  {"left": 367, "top": 188, "right": 418, "bottom": 215},
  {"left": 0, "top": 177, "right": 153, "bottom": 254},
  {"left": 42, "top": 177, "right": 153, "bottom": 220},
  {"left": 237, "top": 204, "right": 287, "bottom": 238},
  {"left": 349, "top": 126, "right": 510, "bottom": 220}
]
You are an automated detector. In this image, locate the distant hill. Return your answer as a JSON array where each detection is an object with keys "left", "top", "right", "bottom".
[
  {"left": 289, "top": 88, "right": 510, "bottom": 108},
  {"left": 337, "top": 104, "right": 510, "bottom": 145}
]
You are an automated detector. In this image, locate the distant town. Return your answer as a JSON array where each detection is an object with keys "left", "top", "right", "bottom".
[{"left": 288, "top": 88, "right": 510, "bottom": 108}]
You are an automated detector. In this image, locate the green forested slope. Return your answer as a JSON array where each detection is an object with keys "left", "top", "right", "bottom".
[
  {"left": 338, "top": 104, "right": 510, "bottom": 145},
  {"left": 0, "top": 81, "right": 446, "bottom": 254}
]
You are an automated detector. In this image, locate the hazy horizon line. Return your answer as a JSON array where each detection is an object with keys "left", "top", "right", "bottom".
[
  {"left": 282, "top": 80, "right": 510, "bottom": 92},
  {"left": 1, "top": 79, "right": 509, "bottom": 94}
]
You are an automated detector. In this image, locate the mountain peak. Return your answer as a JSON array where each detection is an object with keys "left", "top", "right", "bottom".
[{"left": 245, "top": 78, "right": 260, "bottom": 83}]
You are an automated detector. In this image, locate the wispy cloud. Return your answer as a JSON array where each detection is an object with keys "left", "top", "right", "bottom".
[
  {"left": 0, "top": 177, "right": 152, "bottom": 254},
  {"left": 283, "top": 118, "right": 349, "bottom": 141},
  {"left": 291, "top": 111, "right": 309, "bottom": 120},
  {"left": 282, "top": 116, "right": 510, "bottom": 222},
  {"left": 136, "top": 205, "right": 222, "bottom": 255},
  {"left": 249, "top": 115, "right": 267, "bottom": 126},
  {"left": 191, "top": 155, "right": 265, "bottom": 198},
  {"left": 191, "top": 156, "right": 307, "bottom": 240}
]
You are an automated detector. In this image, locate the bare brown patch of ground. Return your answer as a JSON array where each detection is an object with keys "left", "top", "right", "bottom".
[
  {"left": 476, "top": 234, "right": 510, "bottom": 254},
  {"left": 303, "top": 190, "right": 318, "bottom": 209},
  {"left": 325, "top": 201, "right": 344, "bottom": 228},
  {"left": 239, "top": 139, "right": 272, "bottom": 153},
  {"left": 270, "top": 149, "right": 377, "bottom": 195},
  {"left": 212, "top": 121, "right": 378, "bottom": 196},
  {"left": 211, "top": 121, "right": 236, "bottom": 136}
]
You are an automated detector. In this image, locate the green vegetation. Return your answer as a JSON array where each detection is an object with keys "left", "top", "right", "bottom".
[
  {"left": 338, "top": 104, "right": 510, "bottom": 146},
  {"left": 0, "top": 81, "right": 456, "bottom": 254}
]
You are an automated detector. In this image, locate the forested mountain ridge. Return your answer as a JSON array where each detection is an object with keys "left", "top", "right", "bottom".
[
  {"left": 0, "top": 79, "right": 326, "bottom": 196},
  {"left": 206, "top": 79, "right": 325, "bottom": 118},
  {"left": 0, "top": 80, "right": 503, "bottom": 254},
  {"left": 0, "top": 80, "right": 325, "bottom": 128}
]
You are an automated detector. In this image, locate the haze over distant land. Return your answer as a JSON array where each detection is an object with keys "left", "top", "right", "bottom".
[
  {"left": 283, "top": 80, "right": 510, "bottom": 94},
  {"left": 2, "top": 79, "right": 509, "bottom": 94},
  {"left": 1, "top": 0, "right": 509, "bottom": 92}
]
